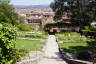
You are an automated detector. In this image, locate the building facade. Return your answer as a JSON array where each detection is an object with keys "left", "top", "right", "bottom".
[{"left": 14, "top": 8, "right": 54, "bottom": 25}]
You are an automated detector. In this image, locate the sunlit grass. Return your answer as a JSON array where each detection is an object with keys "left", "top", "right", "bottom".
[
  {"left": 15, "top": 39, "right": 44, "bottom": 51},
  {"left": 59, "top": 42, "right": 90, "bottom": 53}
]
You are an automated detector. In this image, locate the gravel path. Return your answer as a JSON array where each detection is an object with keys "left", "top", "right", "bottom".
[{"left": 38, "top": 35, "right": 67, "bottom": 64}]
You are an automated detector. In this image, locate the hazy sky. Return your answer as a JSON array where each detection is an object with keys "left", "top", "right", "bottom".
[{"left": 10, "top": 0, "right": 54, "bottom": 5}]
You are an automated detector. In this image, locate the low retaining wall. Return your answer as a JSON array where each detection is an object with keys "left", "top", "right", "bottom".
[
  {"left": 59, "top": 48, "right": 93, "bottom": 64},
  {"left": 68, "top": 59, "right": 93, "bottom": 64}
]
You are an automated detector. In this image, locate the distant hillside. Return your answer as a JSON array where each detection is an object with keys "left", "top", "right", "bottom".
[{"left": 13, "top": 5, "right": 50, "bottom": 9}]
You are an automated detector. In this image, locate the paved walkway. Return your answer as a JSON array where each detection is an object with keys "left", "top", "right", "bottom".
[{"left": 38, "top": 35, "right": 67, "bottom": 64}]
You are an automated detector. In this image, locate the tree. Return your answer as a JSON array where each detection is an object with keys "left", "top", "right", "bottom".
[
  {"left": 50, "top": 0, "right": 96, "bottom": 29},
  {"left": 0, "top": 0, "right": 19, "bottom": 25},
  {"left": 0, "top": 0, "right": 9, "bottom": 3}
]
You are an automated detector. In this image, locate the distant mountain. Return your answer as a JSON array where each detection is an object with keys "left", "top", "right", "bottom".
[{"left": 13, "top": 5, "right": 50, "bottom": 9}]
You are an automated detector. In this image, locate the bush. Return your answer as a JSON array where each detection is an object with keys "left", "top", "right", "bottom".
[
  {"left": 17, "top": 24, "right": 42, "bottom": 31},
  {"left": 17, "top": 24, "right": 32, "bottom": 31},
  {"left": 15, "top": 50, "right": 27, "bottom": 62},
  {"left": 0, "top": 23, "right": 16, "bottom": 64}
]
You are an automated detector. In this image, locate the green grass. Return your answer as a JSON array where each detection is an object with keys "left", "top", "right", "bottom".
[
  {"left": 59, "top": 42, "right": 90, "bottom": 53},
  {"left": 59, "top": 42, "right": 88, "bottom": 49},
  {"left": 16, "top": 39, "right": 44, "bottom": 51}
]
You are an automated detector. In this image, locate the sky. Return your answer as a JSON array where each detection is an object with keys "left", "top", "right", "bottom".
[{"left": 10, "top": 0, "right": 54, "bottom": 5}]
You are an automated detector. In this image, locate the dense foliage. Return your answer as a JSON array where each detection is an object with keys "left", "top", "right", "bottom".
[
  {"left": 0, "top": 0, "right": 23, "bottom": 25},
  {"left": 0, "top": 23, "right": 16, "bottom": 64},
  {"left": 17, "top": 24, "right": 38, "bottom": 31},
  {"left": 50, "top": 0, "right": 96, "bottom": 29},
  {"left": 0, "top": 0, "right": 19, "bottom": 63},
  {"left": 0, "top": 3, "right": 19, "bottom": 25}
]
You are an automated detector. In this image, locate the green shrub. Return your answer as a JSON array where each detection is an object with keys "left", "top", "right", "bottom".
[
  {"left": 0, "top": 23, "right": 16, "bottom": 64},
  {"left": 17, "top": 24, "right": 32, "bottom": 31},
  {"left": 15, "top": 50, "right": 27, "bottom": 62},
  {"left": 17, "top": 24, "right": 42, "bottom": 31}
]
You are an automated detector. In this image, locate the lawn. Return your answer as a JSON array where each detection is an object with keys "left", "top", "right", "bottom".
[
  {"left": 15, "top": 39, "right": 44, "bottom": 51},
  {"left": 59, "top": 41, "right": 90, "bottom": 54}
]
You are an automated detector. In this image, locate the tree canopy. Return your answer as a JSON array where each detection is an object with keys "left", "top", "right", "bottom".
[
  {"left": 0, "top": 0, "right": 9, "bottom": 3},
  {"left": 50, "top": 0, "right": 96, "bottom": 29},
  {"left": 0, "top": 0, "right": 19, "bottom": 25}
]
